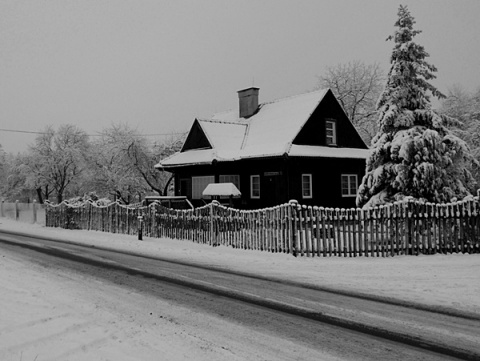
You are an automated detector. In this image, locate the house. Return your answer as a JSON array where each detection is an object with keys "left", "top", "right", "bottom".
[{"left": 155, "top": 87, "right": 370, "bottom": 209}]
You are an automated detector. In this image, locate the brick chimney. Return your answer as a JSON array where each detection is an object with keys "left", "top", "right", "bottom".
[{"left": 237, "top": 87, "right": 259, "bottom": 118}]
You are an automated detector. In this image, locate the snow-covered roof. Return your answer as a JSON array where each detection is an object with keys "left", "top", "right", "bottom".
[
  {"left": 159, "top": 149, "right": 218, "bottom": 167},
  {"left": 241, "top": 90, "right": 329, "bottom": 157},
  {"left": 157, "top": 88, "right": 367, "bottom": 168},
  {"left": 197, "top": 119, "right": 247, "bottom": 151}
]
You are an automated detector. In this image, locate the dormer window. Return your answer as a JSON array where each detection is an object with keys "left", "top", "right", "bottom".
[{"left": 325, "top": 119, "right": 337, "bottom": 146}]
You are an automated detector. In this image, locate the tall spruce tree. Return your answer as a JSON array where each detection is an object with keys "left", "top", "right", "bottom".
[{"left": 356, "top": 5, "right": 476, "bottom": 207}]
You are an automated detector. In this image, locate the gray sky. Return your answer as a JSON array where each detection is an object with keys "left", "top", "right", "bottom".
[{"left": 1, "top": 0, "right": 479, "bottom": 154}]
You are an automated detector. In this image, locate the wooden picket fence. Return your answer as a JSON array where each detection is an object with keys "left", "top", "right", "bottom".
[{"left": 45, "top": 197, "right": 480, "bottom": 257}]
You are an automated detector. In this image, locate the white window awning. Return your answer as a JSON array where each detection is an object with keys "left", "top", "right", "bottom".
[{"left": 202, "top": 183, "right": 241, "bottom": 198}]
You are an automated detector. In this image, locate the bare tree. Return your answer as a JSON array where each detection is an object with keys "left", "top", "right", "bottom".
[
  {"left": 86, "top": 123, "right": 184, "bottom": 203},
  {"left": 1, "top": 152, "right": 51, "bottom": 203},
  {"left": 1, "top": 152, "right": 31, "bottom": 202},
  {"left": 85, "top": 124, "right": 142, "bottom": 203},
  {"left": 127, "top": 134, "right": 184, "bottom": 196},
  {"left": 317, "top": 60, "right": 385, "bottom": 145},
  {"left": 25, "top": 125, "right": 90, "bottom": 203},
  {"left": 440, "top": 85, "right": 480, "bottom": 185},
  {"left": 1, "top": 124, "right": 184, "bottom": 204}
]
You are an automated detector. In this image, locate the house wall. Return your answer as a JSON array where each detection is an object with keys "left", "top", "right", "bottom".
[
  {"left": 287, "top": 157, "right": 365, "bottom": 208},
  {"left": 172, "top": 158, "right": 289, "bottom": 209},
  {"left": 171, "top": 156, "right": 365, "bottom": 209}
]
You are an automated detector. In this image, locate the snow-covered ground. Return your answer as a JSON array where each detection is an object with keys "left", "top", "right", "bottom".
[
  {"left": 0, "top": 217, "right": 479, "bottom": 360},
  {"left": 1, "top": 217, "right": 479, "bottom": 314}
]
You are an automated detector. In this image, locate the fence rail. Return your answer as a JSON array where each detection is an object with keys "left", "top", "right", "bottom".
[{"left": 45, "top": 197, "right": 480, "bottom": 257}]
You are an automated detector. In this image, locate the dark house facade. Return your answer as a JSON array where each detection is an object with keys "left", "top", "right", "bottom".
[{"left": 156, "top": 87, "right": 369, "bottom": 209}]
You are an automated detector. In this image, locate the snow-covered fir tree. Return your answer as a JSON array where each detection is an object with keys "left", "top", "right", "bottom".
[{"left": 356, "top": 5, "right": 476, "bottom": 208}]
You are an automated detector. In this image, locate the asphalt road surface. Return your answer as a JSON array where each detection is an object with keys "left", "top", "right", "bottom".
[{"left": 1, "top": 230, "right": 479, "bottom": 360}]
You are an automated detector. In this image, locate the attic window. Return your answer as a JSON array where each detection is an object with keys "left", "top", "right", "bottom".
[{"left": 325, "top": 120, "right": 337, "bottom": 146}]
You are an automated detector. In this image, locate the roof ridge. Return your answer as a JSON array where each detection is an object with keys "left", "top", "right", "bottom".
[
  {"left": 198, "top": 118, "right": 248, "bottom": 126},
  {"left": 210, "top": 88, "right": 329, "bottom": 120},
  {"left": 261, "top": 88, "right": 329, "bottom": 107}
]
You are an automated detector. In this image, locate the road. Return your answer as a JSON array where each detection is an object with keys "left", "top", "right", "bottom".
[{"left": 0, "top": 230, "right": 479, "bottom": 360}]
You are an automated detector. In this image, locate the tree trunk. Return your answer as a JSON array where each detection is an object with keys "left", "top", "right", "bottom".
[
  {"left": 57, "top": 191, "right": 63, "bottom": 203},
  {"left": 36, "top": 188, "right": 44, "bottom": 204}
]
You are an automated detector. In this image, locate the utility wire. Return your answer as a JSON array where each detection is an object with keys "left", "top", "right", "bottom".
[
  {"left": 88, "top": 132, "right": 187, "bottom": 137},
  {"left": 0, "top": 128, "right": 187, "bottom": 137},
  {"left": 0, "top": 128, "right": 47, "bottom": 135}
]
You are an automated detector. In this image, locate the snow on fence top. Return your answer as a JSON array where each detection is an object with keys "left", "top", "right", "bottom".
[
  {"left": 45, "top": 196, "right": 480, "bottom": 258},
  {"left": 44, "top": 194, "right": 480, "bottom": 213}
]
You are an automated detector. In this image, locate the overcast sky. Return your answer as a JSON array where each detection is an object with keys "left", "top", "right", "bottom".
[{"left": 1, "top": 0, "right": 479, "bottom": 154}]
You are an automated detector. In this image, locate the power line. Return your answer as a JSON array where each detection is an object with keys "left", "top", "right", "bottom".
[
  {"left": 0, "top": 128, "right": 47, "bottom": 135},
  {"left": 0, "top": 128, "right": 187, "bottom": 137},
  {"left": 88, "top": 132, "right": 187, "bottom": 137}
]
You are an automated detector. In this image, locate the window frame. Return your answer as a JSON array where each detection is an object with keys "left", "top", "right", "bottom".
[
  {"left": 341, "top": 174, "right": 358, "bottom": 198},
  {"left": 301, "top": 174, "right": 313, "bottom": 199},
  {"left": 250, "top": 175, "right": 260, "bottom": 199},
  {"left": 325, "top": 119, "right": 337, "bottom": 146}
]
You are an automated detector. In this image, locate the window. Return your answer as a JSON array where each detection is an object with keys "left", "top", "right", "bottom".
[
  {"left": 192, "top": 175, "right": 214, "bottom": 199},
  {"left": 341, "top": 174, "right": 358, "bottom": 197},
  {"left": 219, "top": 175, "right": 240, "bottom": 190},
  {"left": 325, "top": 120, "right": 337, "bottom": 146},
  {"left": 250, "top": 175, "right": 260, "bottom": 199},
  {"left": 302, "top": 174, "right": 312, "bottom": 199}
]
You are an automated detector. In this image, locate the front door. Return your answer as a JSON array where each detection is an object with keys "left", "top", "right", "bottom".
[{"left": 263, "top": 172, "right": 284, "bottom": 207}]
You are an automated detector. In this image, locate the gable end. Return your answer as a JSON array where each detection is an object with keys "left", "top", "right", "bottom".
[
  {"left": 181, "top": 119, "right": 212, "bottom": 152},
  {"left": 292, "top": 90, "right": 368, "bottom": 149}
]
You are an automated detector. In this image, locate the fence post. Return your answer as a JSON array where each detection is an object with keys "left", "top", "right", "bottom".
[
  {"left": 406, "top": 200, "right": 412, "bottom": 255},
  {"left": 210, "top": 201, "right": 216, "bottom": 246},
  {"left": 33, "top": 200, "right": 37, "bottom": 224},
  {"left": 138, "top": 214, "right": 143, "bottom": 241},
  {"left": 289, "top": 200, "right": 299, "bottom": 257},
  {"left": 0, "top": 199, "right": 4, "bottom": 218},
  {"left": 209, "top": 202, "right": 213, "bottom": 245},
  {"left": 45, "top": 203, "right": 49, "bottom": 227},
  {"left": 15, "top": 200, "right": 19, "bottom": 221}
]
